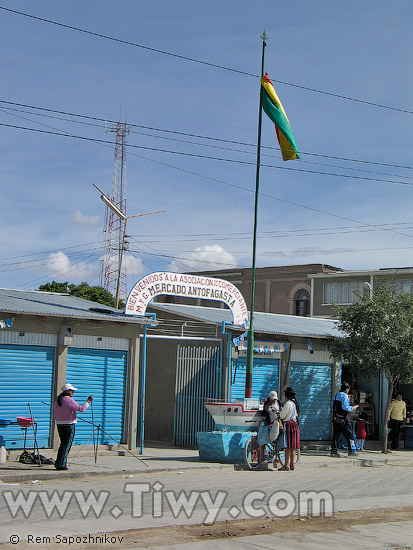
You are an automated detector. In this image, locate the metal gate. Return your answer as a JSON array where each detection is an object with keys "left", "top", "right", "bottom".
[
  {"left": 174, "top": 345, "right": 222, "bottom": 447},
  {"left": 66, "top": 348, "right": 127, "bottom": 446},
  {"left": 290, "top": 362, "right": 333, "bottom": 440},
  {"left": 231, "top": 357, "right": 280, "bottom": 403},
  {"left": 0, "top": 344, "right": 55, "bottom": 448}
]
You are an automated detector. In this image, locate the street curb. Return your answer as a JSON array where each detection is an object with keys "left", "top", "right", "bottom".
[
  {"left": 0, "top": 463, "right": 235, "bottom": 484},
  {"left": 2, "top": 457, "right": 412, "bottom": 484},
  {"left": 1, "top": 449, "right": 412, "bottom": 484}
]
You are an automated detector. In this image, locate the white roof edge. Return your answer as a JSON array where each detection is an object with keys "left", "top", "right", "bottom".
[
  {"left": 0, "top": 308, "right": 156, "bottom": 325},
  {"left": 0, "top": 287, "right": 70, "bottom": 295}
]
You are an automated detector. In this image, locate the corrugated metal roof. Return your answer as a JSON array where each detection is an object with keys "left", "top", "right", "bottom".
[
  {"left": 150, "top": 303, "right": 343, "bottom": 338},
  {"left": 0, "top": 288, "right": 153, "bottom": 325}
]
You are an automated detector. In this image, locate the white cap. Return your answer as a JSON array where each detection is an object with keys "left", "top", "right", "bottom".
[
  {"left": 268, "top": 391, "right": 278, "bottom": 400},
  {"left": 62, "top": 383, "right": 78, "bottom": 392}
]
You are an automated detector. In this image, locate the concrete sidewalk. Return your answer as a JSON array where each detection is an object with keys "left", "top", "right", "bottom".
[
  {"left": 1, "top": 443, "right": 413, "bottom": 484},
  {"left": 1, "top": 444, "right": 413, "bottom": 550}
]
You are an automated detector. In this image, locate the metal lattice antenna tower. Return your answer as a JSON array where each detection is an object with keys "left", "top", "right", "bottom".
[{"left": 100, "top": 120, "right": 131, "bottom": 303}]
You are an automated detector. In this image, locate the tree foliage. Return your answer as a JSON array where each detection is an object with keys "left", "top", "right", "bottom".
[
  {"left": 332, "top": 283, "right": 413, "bottom": 452},
  {"left": 38, "top": 281, "right": 124, "bottom": 309}
]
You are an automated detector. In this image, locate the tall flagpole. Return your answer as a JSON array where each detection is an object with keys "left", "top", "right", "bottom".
[{"left": 245, "top": 31, "right": 267, "bottom": 398}]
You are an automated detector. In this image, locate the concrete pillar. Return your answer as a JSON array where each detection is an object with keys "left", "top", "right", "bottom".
[
  {"left": 279, "top": 348, "right": 290, "bottom": 396},
  {"left": 51, "top": 345, "right": 68, "bottom": 450},
  {"left": 265, "top": 280, "right": 271, "bottom": 313},
  {"left": 125, "top": 334, "right": 140, "bottom": 450},
  {"left": 332, "top": 355, "right": 341, "bottom": 396}
]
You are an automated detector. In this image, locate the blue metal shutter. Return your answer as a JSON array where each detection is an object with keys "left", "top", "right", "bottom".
[
  {"left": 290, "top": 362, "right": 333, "bottom": 440},
  {"left": 231, "top": 357, "right": 279, "bottom": 403},
  {"left": 66, "top": 348, "right": 127, "bottom": 446},
  {"left": 0, "top": 344, "right": 54, "bottom": 448}
]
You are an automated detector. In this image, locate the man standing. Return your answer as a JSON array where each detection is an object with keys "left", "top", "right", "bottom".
[
  {"left": 330, "top": 382, "right": 358, "bottom": 457},
  {"left": 388, "top": 393, "right": 406, "bottom": 450}
]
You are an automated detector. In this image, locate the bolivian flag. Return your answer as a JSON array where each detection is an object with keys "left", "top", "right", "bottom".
[{"left": 261, "top": 73, "right": 300, "bottom": 161}]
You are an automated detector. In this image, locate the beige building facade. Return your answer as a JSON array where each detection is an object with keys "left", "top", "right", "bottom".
[
  {"left": 308, "top": 267, "right": 413, "bottom": 318},
  {"left": 184, "top": 264, "right": 342, "bottom": 316}
]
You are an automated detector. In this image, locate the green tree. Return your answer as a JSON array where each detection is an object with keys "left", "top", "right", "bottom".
[
  {"left": 332, "top": 283, "right": 413, "bottom": 453},
  {"left": 38, "top": 281, "right": 124, "bottom": 309},
  {"left": 38, "top": 281, "right": 74, "bottom": 294}
]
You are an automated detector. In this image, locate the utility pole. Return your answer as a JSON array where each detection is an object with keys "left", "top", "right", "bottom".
[{"left": 94, "top": 185, "right": 165, "bottom": 308}]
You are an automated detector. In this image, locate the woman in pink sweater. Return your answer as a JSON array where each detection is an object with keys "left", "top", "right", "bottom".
[{"left": 54, "top": 383, "right": 93, "bottom": 470}]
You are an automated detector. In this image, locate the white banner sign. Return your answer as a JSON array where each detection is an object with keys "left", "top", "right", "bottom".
[{"left": 125, "top": 272, "right": 249, "bottom": 328}]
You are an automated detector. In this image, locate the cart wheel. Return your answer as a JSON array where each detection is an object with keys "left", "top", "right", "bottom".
[
  {"left": 274, "top": 450, "right": 285, "bottom": 467},
  {"left": 244, "top": 437, "right": 261, "bottom": 470}
]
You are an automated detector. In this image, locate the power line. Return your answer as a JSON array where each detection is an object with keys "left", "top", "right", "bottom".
[
  {"left": 1, "top": 114, "right": 413, "bottom": 267},
  {"left": 0, "top": 248, "right": 101, "bottom": 274},
  {"left": 129, "top": 238, "right": 197, "bottom": 273},
  {"left": 0, "top": 241, "right": 102, "bottom": 263},
  {"left": 127, "top": 252, "right": 153, "bottom": 274},
  {"left": 112, "top": 142, "right": 413, "bottom": 246},
  {"left": 4, "top": 221, "right": 413, "bottom": 267},
  {"left": 132, "top": 222, "right": 413, "bottom": 241},
  {"left": 0, "top": 6, "right": 257, "bottom": 78},
  {"left": 3, "top": 221, "right": 413, "bottom": 269},
  {"left": 128, "top": 246, "right": 239, "bottom": 270},
  {"left": 1, "top": 121, "right": 413, "bottom": 187},
  {"left": 16, "top": 251, "right": 100, "bottom": 290},
  {"left": 130, "top": 224, "right": 413, "bottom": 244},
  {"left": 1, "top": 100, "right": 412, "bottom": 171},
  {"left": 125, "top": 149, "right": 413, "bottom": 242},
  {"left": 0, "top": 5, "right": 411, "bottom": 115},
  {"left": 127, "top": 244, "right": 413, "bottom": 264},
  {"left": 127, "top": 237, "right": 413, "bottom": 269},
  {"left": 10, "top": 240, "right": 413, "bottom": 289},
  {"left": 2, "top": 103, "right": 410, "bottom": 181}
]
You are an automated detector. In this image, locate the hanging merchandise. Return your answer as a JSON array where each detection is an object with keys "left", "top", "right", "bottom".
[
  {"left": 0, "top": 318, "right": 13, "bottom": 329},
  {"left": 233, "top": 331, "right": 248, "bottom": 348}
]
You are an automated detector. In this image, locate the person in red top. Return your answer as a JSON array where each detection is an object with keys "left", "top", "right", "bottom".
[
  {"left": 53, "top": 383, "right": 93, "bottom": 470},
  {"left": 356, "top": 412, "right": 368, "bottom": 451}
]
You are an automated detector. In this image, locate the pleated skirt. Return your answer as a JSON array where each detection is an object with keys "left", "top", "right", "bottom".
[{"left": 285, "top": 420, "right": 300, "bottom": 449}]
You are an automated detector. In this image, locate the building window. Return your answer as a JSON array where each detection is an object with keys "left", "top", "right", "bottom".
[
  {"left": 393, "top": 279, "right": 413, "bottom": 294},
  {"left": 323, "top": 282, "right": 364, "bottom": 305},
  {"left": 295, "top": 289, "right": 310, "bottom": 316}
]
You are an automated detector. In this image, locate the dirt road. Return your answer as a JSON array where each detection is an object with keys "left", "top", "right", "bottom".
[{"left": 0, "top": 506, "right": 412, "bottom": 549}]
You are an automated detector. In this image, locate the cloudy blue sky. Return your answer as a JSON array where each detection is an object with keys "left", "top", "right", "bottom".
[{"left": 0, "top": 1, "right": 412, "bottom": 299}]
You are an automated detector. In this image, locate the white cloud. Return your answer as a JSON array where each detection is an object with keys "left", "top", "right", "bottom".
[
  {"left": 124, "top": 254, "right": 144, "bottom": 276},
  {"left": 168, "top": 245, "right": 237, "bottom": 273},
  {"left": 99, "top": 253, "right": 145, "bottom": 282},
  {"left": 43, "top": 251, "right": 95, "bottom": 279},
  {"left": 71, "top": 211, "right": 101, "bottom": 226}
]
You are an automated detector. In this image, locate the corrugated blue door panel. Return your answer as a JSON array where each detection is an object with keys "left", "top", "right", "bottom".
[
  {"left": 0, "top": 345, "right": 54, "bottom": 448},
  {"left": 231, "top": 357, "right": 279, "bottom": 403},
  {"left": 66, "top": 348, "right": 127, "bottom": 446},
  {"left": 290, "top": 362, "right": 332, "bottom": 440},
  {"left": 174, "top": 346, "right": 222, "bottom": 447}
]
